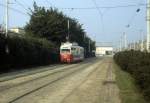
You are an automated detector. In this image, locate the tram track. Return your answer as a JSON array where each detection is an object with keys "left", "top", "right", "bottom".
[
  {"left": 9, "top": 62, "right": 97, "bottom": 103},
  {"left": 0, "top": 58, "right": 97, "bottom": 83},
  {"left": 0, "top": 58, "right": 99, "bottom": 103},
  {"left": 0, "top": 64, "right": 66, "bottom": 82},
  {"left": 0, "top": 59, "right": 97, "bottom": 92},
  {"left": 61, "top": 61, "right": 105, "bottom": 103}
]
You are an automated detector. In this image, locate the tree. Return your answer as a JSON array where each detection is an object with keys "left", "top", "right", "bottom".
[{"left": 25, "top": 2, "right": 95, "bottom": 56}]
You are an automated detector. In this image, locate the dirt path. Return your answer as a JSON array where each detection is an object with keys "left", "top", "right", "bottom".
[
  {"left": 0, "top": 57, "right": 121, "bottom": 103},
  {"left": 62, "top": 58, "right": 121, "bottom": 103}
]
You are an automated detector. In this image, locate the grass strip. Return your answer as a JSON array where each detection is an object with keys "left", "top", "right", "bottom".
[{"left": 113, "top": 62, "right": 148, "bottom": 103}]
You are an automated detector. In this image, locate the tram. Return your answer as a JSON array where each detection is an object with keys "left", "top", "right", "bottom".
[{"left": 60, "top": 42, "right": 84, "bottom": 63}]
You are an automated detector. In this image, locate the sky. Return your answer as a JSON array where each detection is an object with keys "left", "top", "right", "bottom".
[{"left": 0, "top": 0, "right": 147, "bottom": 47}]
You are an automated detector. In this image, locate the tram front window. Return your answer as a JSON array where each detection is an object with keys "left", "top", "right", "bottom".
[{"left": 61, "top": 49, "right": 70, "bottom": 53}]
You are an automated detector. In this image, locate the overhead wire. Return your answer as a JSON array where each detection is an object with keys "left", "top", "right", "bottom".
[
  {"left": 0, "top": 3, "right": 30, "bottom": 16},
  {"left": 0, "top": 1, "right": 147, "bottom": 25},
  {"left": 14, "top": 0, "right": 32, "bottom": 15},
  {"left": 0, "top": 2, "right": 146, "bottom": 18},
  {"left": 91, "top": 0, "right": 105, "bottom": 34},
  {"left": 91, "top": 0, "right": 103, "bottom": 16},
  {"left": 45, "top": 0, "right": 53, "bottom": 7},
  {"left": 55, "top": 4, "right": 146, "bottom": 10},
  {"left": 126, "top": 0, "right": 144, "bottom": 28},
  {"left": 14, "top": 0, "right": 29, "bottom": 11}
]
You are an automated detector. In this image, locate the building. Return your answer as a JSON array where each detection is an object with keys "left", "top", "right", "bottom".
[
  {"left": 96, "top": 46, "right": 113, "bottom": 56},
  {"left": 10, "top": 27, "right": 25, "bottom": 34},
  {"left": 95, "top": 42, "right": 114, "bottom": 56}
]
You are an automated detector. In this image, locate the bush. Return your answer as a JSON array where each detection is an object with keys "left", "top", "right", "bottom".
[
  {"left": 114, "top": 50, "right": 150, "bottom": 101},
  {"left": 0, "top": 33, "right": 59, "bottom": 73}
]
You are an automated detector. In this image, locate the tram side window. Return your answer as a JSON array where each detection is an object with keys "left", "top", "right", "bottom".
[
  {"left": 77, "top": 48, "right": 80, "bottom": 55},
  {"left": 61, "top": 49, "right": 70, "bottom": 53},
  {"left": 71, "top": 48, "right": 76, "bottom": 54},
  {"left": 71, "top": 48, "right": 76, "bottom": 51},
  {"left": 80, "top": 49, "right": 84, "bottom": 54}
]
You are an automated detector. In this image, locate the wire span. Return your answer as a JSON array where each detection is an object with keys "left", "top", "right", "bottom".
[
  {"left": 0, "top": 3, "right": 29, "bottom": 16},
  {"left": 55, "top": 4, "right": 146, "bottom": 10}
]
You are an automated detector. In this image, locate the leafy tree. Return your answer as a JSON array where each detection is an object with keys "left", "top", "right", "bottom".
[{"left": 25, "top": 2, "right": 95, "bottom": 56}]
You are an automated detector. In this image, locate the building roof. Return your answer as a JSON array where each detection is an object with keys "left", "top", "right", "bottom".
[{"left": 96, "top": 42, "right": 113, "bottom": 47}]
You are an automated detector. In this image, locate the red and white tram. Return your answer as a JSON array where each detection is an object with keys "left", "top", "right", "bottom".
[{"left": 60, "top": 42, "right": 84, "bottom": 63}]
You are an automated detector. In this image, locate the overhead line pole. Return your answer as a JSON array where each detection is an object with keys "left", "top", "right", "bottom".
[
  {"left": 147, "top": 0, "right": 150, "bottom": 52},
  {"left": 89, "top": 39, "right": 91, "bottom": 53},
  {"left": 120, "top": 36, "right": 123, "bottom": 51},
  {"left": 140, "top": 30, "right": 144, "bottom": 51},
  {"left": 123, "top": 32, "right": 127, "bottom": 50},
  {"left": 5, "top": 0, "right": 8, "bottom": 38},
  {"left": 5, "top": 0, "right": 9, "bottom": 54},
  {"left": 119, "top": 40, "right": 122, "bottom": 51},
  {"left": 67, "top": 19, "right": 70, "bottom": 41}
]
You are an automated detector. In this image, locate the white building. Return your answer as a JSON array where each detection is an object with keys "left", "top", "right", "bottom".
[
  {"left": 10, "top": 27, "right": 25, "bottom": 34},
  {"left": 96, "top": 46, "right": 113, "bottom": 56}
]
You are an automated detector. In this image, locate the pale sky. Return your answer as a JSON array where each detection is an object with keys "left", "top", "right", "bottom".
[{"left": 0, "top": 0, "right": 147, "bottom": 47}]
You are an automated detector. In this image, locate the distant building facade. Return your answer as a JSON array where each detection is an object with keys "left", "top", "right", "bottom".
[
  {"left": 10, "top": 27, "right": 25, "bottom": 34},
  {"left": 95, "top": 42, "right": 113, "bottom": 56},
  {"left": 96, "top": 46, "right": 113, "bottom": 56}
]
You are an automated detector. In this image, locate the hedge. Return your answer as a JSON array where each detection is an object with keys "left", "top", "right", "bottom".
[
  {"left": 0, "top": 33, "right": 59, "bottom": 73},
  {"left": 114, "top": 50, "right": 150, "bottom": 101}
]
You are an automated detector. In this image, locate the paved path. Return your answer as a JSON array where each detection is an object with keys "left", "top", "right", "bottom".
[{"left": 0, "top": 57, "right": 121, "bottom": 103}]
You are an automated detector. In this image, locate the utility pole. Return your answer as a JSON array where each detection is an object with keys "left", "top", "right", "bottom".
[
  {"left": 5, "top": 0, "right": 9, "bottom": 37},
  {"left": 147, "top": 0, "right": 150, "bottom": 52},
  {"left": 129, "top": 42, "right": 132, "bottom": 50},
  {"left": 134, "top": 41, "right": 136, "bottom": 50},
  {"left": 119, "top": 40, "right": 122, "bottom": 51},
  {"left": 66, "top": 19, "right": 70, "bottom": 41},
  {"left": 88, "top": 39, "right": 91, "bottom": 53},
  {"left": 124, "top": 32, "right": 127, "bottom": 50},
  {"left": 140, "top": 30, "right": 144, "bottom": 51},
  {"left": 5, "top": 0, "right": 9, "bottom": 54},
  {"left": 84, "top": 33, "right": 85, "bottom": 41},
  {"left": 120, "top": 36, "right": 123, "bottom": 51}
]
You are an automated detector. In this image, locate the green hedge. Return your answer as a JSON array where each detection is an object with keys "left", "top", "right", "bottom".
[
  {"left": 114, "top": 50, "right": 150, "bottom": 101},
  {"left": 0, "top": 33, "right": 59, "bottom": 73}
]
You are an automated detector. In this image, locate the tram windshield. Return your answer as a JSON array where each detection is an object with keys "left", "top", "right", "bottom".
[{"left": 61, "top": 49, "right": 70, "bottom": 53}]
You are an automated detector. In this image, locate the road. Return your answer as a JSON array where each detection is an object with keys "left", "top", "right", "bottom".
[{"left": 0, "top": 57, "right": 121, "bottom": 103}]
